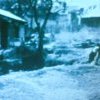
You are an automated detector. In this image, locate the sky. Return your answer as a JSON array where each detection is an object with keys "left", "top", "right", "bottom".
[{"left": 58, "top": 0, "right": 99, "bottom": 8}]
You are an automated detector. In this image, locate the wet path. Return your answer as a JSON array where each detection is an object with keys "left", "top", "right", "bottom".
[
  {"left": 0, "top": 31, "right": 100, "bottom": 100},
  {"left": 45, "top": 31, "right": 100, "bottom": 100}
]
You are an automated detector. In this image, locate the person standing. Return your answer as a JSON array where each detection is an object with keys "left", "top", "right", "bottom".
[{"left": 88, "top": 44, "right": 100, "bottom": 65}]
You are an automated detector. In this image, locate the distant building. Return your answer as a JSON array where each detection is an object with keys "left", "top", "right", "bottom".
[
  {"left": 65, "top": 0, "right": 99, "bottom": 31},
  {"left": 51, "top": 1, "right": 84, "bottom": 32},
  {"left": 50, "top": 0, "right": 99, "bottom": 32},
  {"left": 0, "top": 9, "right": 26, "bottom": 49},
  {"left": 67, "top": 7, "right": 84, "bottom": 32},
  {"left": 81, "top": 6, "right": 100, "bottom": 27}
]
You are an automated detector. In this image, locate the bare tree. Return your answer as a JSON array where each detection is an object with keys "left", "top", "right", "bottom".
[{"left": 31, "top": 0, "right": 53, "bottom": 67}]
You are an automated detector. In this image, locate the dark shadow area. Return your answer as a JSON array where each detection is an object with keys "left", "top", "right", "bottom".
[{"left": 0, "top": 45, "right": 46, "bottom": 75}]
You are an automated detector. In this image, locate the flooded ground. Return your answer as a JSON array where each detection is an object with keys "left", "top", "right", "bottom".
[{"left": 0, "top": 29, "right": 100, "bottom": 100}]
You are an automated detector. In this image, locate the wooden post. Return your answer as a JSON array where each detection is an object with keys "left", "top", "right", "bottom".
[
  {"left": 1, "top": 21, "right": 8, "bottom": 49},
  {"left": 19, "top": 25, "right": 25, "bottom": 43}
]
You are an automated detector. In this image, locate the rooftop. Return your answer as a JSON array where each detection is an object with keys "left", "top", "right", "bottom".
[
  {"left": 82, "top": 6, "right": 100, "bottom": 18},
  {"left": 0, "top": 9, "right": 26, "bottom": 22}
]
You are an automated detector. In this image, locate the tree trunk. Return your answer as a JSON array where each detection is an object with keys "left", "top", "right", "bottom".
[
  {"left": 37, "top": 27, "right": 44, "bottom": 67},
  {"left": 32, "top": 0, "right": 52, "bottom": 67}
]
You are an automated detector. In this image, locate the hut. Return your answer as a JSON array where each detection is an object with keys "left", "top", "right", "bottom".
[{"left": 0, "top": 9, "right": 26, "bottom": 49}]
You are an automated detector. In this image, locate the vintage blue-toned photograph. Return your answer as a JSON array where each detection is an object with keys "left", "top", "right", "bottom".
[{"left": 0, "top": 0, "right": 100, "bottom": 100}]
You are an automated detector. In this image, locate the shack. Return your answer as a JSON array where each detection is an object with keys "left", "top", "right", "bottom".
[
  {"left": 81, "top": 6, "right": 100, "bottom": 27},
  {"left": 0, "top": 9, "right": 26, "bottom": 49}
]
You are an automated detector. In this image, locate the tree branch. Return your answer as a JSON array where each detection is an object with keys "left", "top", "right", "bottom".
[
  {"left": 42, "top": 0, "right": 53, "bottom": 29},
  {"left": 33, "top": 0, "right": 40, "bottom": 28}
]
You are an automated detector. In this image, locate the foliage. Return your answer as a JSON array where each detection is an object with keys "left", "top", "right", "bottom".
[{"left": 0, "top": 0, "right": 53, "bottom": 68}]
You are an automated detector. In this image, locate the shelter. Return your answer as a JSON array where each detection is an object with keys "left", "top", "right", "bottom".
[{"left": 0, "top": 9, "right": 26, "bottom": 49}]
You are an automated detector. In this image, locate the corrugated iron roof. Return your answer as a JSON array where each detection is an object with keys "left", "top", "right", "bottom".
[
  {"left": 0, "top": 9, "right": 26, "bottom": 23},
  {"left": 82, "top": 6, "right": 100, "bottom": 18}
]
